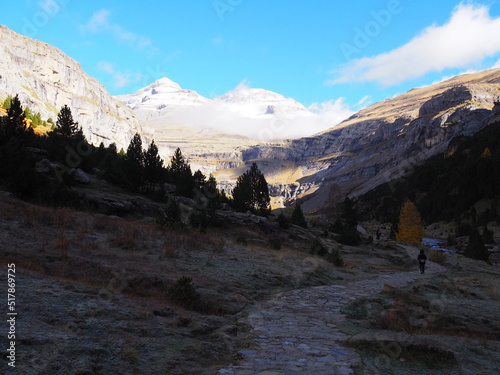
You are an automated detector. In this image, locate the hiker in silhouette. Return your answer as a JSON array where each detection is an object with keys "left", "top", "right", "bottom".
[
  {"left": 376, "top": 228, "right": 381, "bottom": 241},
  {"left": 418, "top": 249, "right": 427, "bottom": 274}
]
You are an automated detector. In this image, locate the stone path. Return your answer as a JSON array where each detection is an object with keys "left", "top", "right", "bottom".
[{"left": 218, "top": 246, "right": 445, "bottom": 375}]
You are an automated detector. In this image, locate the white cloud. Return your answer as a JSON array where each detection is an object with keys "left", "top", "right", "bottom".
[
  {"left": 159, "top": 95, "right": 356, "bottom": 141},
  {"left": 233, "top": 78, "right": 251, "bottom": 91},
  {"left": 329, "top": 3, "right": 500, "bottom": 86},
  {"left": 355, "top": 95, "right": 372, "bottom": 108},
  {"left": 97, "top": 61, "right": 142, "bottom": 88},
  {"left": 81, "top": 9, "right": 155, "bottom": 52},
  {"left": 308, "top": 98, "right": 356, "bottom": 130},
  {"left": 493, "top": 58, "right": 500, "bottom": 69}
]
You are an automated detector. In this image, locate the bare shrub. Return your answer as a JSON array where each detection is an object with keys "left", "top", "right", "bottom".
[
  {"left": 112, "top": 221, "right": 141, "bottom": 249},
  {"left": 429, "top": 249, "right": 447, "bottom": 264},
  {"left": 54, "top": 233, "right": 70, "bottom": 261}
]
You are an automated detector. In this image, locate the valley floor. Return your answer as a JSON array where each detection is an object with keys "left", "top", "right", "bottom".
[{"left": 0, "top": 191, "right": 499, "bottom": 374}]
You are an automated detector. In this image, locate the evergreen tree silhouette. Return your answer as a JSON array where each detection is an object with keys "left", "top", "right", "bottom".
[
  {"left": 193, "top": 170, "right": 206, "bottom": 191},
  {"left": 336, "top": 197, "right": 361, "bottom": 245},
  {"left": 125, "top": 133, "right": 145, "bottom": 189},
  {"left": 464, "top": 227, "right": 489, "bottom": 261},
  {"left": 55, "top": 105, "right": 80, "bottom": 137},
  {"left": 291, "top": 202, "right": 307, "bottom": 228},
  {"left": 232, "top": 162, "right": 270, "bottom": 216},
  {"left": 144, "top": 140, "right": 164, "bottom": 183},
  {"left": 2, "top": 94, "right": 26, "bottom": 143},
  {"left": 168, "top": 148, "right": 195, "bottom": 197}
]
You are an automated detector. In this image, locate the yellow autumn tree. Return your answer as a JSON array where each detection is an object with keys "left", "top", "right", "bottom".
[
  {"left": 481, "top": 147, "right": 492, "bottom": 159},
  {"left": 396, "top": 200, "right": 425, "bottom": 245}
]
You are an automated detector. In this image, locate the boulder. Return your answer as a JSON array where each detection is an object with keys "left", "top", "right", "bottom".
[
  {"left": 36, "top": 158, "right": 57, "bottom": 174},
  {"left": 71, "top": 168, "right": 90, "bottom": 184}
]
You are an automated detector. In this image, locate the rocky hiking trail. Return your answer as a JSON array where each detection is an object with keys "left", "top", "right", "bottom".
[{"left": 218, "top": 246, "right": 445, "bottom": 375}]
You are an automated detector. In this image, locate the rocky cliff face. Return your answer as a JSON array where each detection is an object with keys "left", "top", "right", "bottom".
[
  {"left": 0, "top": 25, "right": 147, "bottom": 149},
  {"left": 230, "top": 69, "right": 500, "bottom": 211}
]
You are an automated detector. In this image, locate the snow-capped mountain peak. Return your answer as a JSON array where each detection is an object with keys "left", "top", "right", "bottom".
[
  {"left": 115, "top": 77, "right": 210, "bottom": 119},
  {"left": 115, "top": 77, "right": 313, "bottom": 121},
  {"left": 214, "top": 86, "right": 311, "bottom": 118}
]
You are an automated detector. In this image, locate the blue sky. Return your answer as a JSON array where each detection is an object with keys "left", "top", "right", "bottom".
[{"left": 2, "top": 0, "right": 500, "bottom": 115}]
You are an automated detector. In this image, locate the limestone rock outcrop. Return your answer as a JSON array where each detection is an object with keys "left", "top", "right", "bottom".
[
  {"left": 0, "top": 25, "right": 148, "bottom": 149},
  {"left": 234, "top": 69, "right": 500, "bottom": 210}
]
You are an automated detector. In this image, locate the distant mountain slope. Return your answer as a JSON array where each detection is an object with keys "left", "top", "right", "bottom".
[
  {"left": 233, "top": 69, "right": 500, "bottom": 210},
  {"left": 357, "top": 116, "right": 500, "bottom": 224},
  {"left": 116, "top": 78, "right": 316, "bottom": 175},
  {"left": 0, "top": 25, "right": 146, "bottom": 149}
]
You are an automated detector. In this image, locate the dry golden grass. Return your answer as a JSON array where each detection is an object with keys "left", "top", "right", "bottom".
[
  {"left": 113, "top": 227, "right": 139, "bottom": 249},
  {"left": 164, "top": 235, "right": 182, "bottom": 258},
  {"left": 111, "top": 221, "right": 146, "bottom": 249},
  {"left": 211, "top": 237, "right": 226, "bottom": 254},
  {"left": 429, "top": 249, "right": 447, "bottom": 264},
  {"left": 18, "top": 204, "right": 76, "bottom": 229},
  {"left": 54, "top": 233, "right": 69, "bottom": 250}
]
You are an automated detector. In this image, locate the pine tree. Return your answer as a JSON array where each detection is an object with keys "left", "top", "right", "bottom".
[
  {"left": 168, "top": 148, "right": 195, "bottom": 197},
  {"left": 396, "top": 200, "right": 425, "bottom": 245},
  {"left": 341, "top": 197, "right": 358, "bottom": 228},
  {"left": 144, "top": 140, "right": 164, "bottom": 183},
  {"left": 125, "top": 133, "right": 145, "bottom": 189},
  {"left": 232, "top": 163, "right": 271, "bottom": 216},
  {"left": 277, "top": 210, "right": 291, "bottom": 229},
  {"left": 464, "top": 227, "right": 489, "bottom": 261},
  {"left": 204, "top": 174, "right": 219, "bottom": 200},
  {"left": 291, "top": 202, "right": 307, "bottom": 228},
  {"left": 55, "top": 105, "right": 79, "bottom": 137},
  {"left": 202, "top": 174, "right": 223, "bottom": 216},
  {"left": 193, "top": 170, "right": 206, "bottom": 191},
  {"left": 3, "top": 94, "right": 26, "bottom": 142},
  {"left": 169, "top": 148, "right": 187, "bottom": 178},
  {"left": 334, "top": 198, "right": 361, "bottom": 246}
]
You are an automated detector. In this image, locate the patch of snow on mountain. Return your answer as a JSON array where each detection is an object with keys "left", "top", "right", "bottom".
[
  {"left": 116, "top": 78, "right": 353, "bottom": 139},
  {"left": 116, "top": 77, "right": 211, "bottom": 119}
]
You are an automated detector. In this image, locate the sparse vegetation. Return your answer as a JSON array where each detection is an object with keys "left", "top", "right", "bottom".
[
  {"left": 331, "top": 198, "right": 361, "bottom": 246},
  {"left": 277, "top": 210, "right": 291, "bottom": 229},
  {"left": 291, "top": 202, "right": 307, "bottom": 228},
  {"left": 428, "top": 249, "right": 446, "bottom": 264},
  {"left": 168, "top": 276, "right": 200, "bottom": 309},
  {"left": 1, "top": 72, "right": 500, "bottom": 375},
  {"left": 267, "top": 238, "right": 282, "bottom": 250},
  {"left": 358, "top": 120, "right": 500, "bottom": 225}
]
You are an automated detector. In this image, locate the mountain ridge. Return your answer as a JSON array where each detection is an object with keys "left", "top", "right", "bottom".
[
  {"left": 1, "top": 25, "right": 499, "bottom": 212},
  {"left": 115, "top": 76, "right": 314, "bottom": 128},
  {"left": 221, "top": 69, "right": 500, "bottom": 211},
  {"left": 0, "top": 25, "right": 148, "bottom": 149}
]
